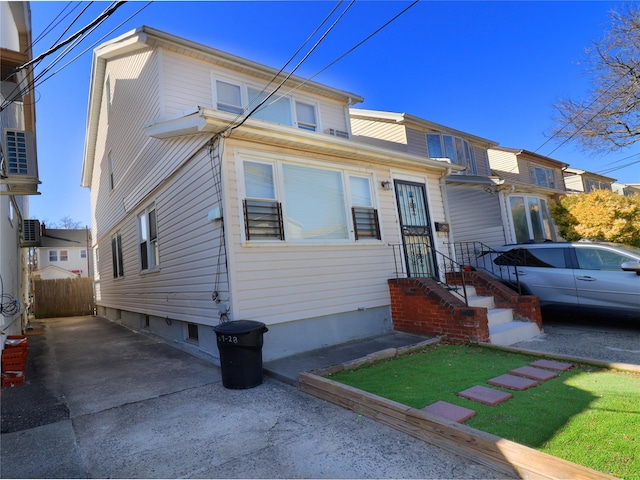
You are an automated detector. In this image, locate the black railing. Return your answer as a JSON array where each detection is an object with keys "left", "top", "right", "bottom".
[
  {"left": 390, "top": 243, "right": 472, "bottom": 306},
  {"left": 450, "top": 241, "right": 522, "bottom": 295}
]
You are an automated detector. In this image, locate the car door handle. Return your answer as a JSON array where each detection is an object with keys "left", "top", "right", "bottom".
[
  {"left": 516, "top": 270, "right": 526, "bottom": 275},
  {"left": 576, "top": 276, "right": 597, "bottom": 281}
]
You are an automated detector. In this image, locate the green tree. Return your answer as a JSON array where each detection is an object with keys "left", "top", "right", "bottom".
[{"left": 550, "top": 189, "right": 640, "bottom": 246}]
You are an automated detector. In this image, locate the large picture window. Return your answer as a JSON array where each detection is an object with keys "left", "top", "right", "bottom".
[{"left": 241, "top": 158, "right": 380, "bottom": 243}]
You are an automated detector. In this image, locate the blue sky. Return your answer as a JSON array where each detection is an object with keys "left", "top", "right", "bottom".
[{"left": 28, "top": 1, "right": 640, "bottom": 227}]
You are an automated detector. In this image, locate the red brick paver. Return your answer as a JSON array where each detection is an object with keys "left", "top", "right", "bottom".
[
  {"left": 458, "top": 385, "right": 512, "bottom": 406},
  {"left": 510, "top": 366, "right": 558, "bottom": 381},
  {"left": 487, "top": 374, "right": 538, "bottom": 391},
  {"left": 530, "top": 359, "right": 573, "bottom": 371},
  {"left": 422, "top": 401, "right": 476, "bottom": 423}
]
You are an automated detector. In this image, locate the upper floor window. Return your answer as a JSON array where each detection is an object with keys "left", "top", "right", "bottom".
[
  {"left": 215, "top": 80, "right": 243, "bottom": 114},
  {"left": 60, "top": 250, "right": 69, "bottom": 262},
  {"left": 49, "top": 250, "right": 58, "bottom": 262},
  {"left": 80, "top": 249, "right": 87, "bottom": 259},
  {"left": 585, "top": 178, "right": 610, "bottom": 192},
  {"left": 241, "top": 157, "right": 380, "bottom": 243},
  {"left": 214, "top": 76, "right": 318, "bottom": 131},
  {"left": 108, "top": 153, "right": 115, "bottom": 190},
  {"left": 529, "top": 164, "right": 557, "bottom": 189},
  {"left": 138, "top": 206, "right": 159, "bottom": 271},
  {"left": 426, "top": 134, "right": 477, "bottom": 174}
]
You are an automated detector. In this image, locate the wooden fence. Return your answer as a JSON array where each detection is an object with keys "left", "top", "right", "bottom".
[{"left": 33, "top": 278, "right": 95, "bottom": 318}]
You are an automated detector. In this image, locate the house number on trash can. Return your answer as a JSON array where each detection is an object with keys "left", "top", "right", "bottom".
[{"left": 218, "top": 335, "right": 238, "bottom": 343}]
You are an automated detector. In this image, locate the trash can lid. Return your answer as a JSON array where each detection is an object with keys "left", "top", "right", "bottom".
[{"left": 213, "top": 320, "right": 267, "bottom": 334}]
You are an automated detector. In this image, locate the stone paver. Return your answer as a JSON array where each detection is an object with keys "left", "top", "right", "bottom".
[
  {"left": 510, "top": 366, "right": 558, "bottom": 381},
  {"left": 530, "top": 359, "right": 573, "bottom": 371},
  {"left": 487, "top": 374, "right": 538, "bottom": 391},
  {"left": 422, "top": 401, "right": 476, "bottom": 423},
  {"left": 458, "top": 385, "right": 512, "bottom": 406}
]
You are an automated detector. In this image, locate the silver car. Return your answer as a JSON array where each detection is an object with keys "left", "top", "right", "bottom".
[{"left": 474, "top": 241, "right": 640, "bottom": 321}]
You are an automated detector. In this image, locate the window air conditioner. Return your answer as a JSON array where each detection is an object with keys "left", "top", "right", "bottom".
[
  {"left": 21, "top": 219, "right": 41, "bottom": 247},
  {"left": 0, "top": 129, "right": 40, "bottom": 195},
  {"left": 327, "top": 128, "right": 349, "bottom": 139}
]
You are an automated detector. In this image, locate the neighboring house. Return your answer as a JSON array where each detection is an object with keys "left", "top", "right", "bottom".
[
  {"left": 31, "top": 264, "right": 78, "bottom": 281},
  {"left": 349, "top": 109, "right": 503, "bottom": 249},
  {"left": 487, "top": 147, "right": 568, "bottom": 244},
  {"left": 612, "top": 182, "right": 640, "bottom": 197},
  {"left": 81, "top": 27, "right": 458, "bottom": 362},
  {"left": 349, "top": 110, "right": 569, "bottom": 249},
  {"left": 0, "top": 1, "right": 41, "bottom": 344},
  {"left": 34, "top": 227, "right": 93, "bottom": 278},
  {"left": 563, "top": 167, "right": 615, "bottom": 193}
]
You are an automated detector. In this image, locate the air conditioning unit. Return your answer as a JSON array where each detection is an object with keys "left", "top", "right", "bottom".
[
  {"left": 0, "top": 129, "right": 40, "bottom": 195},
  {"left": 21, "top": 219, "right": 41, "bottom": 247},
  {"left": 327, "top": 128, "right": 349, "bottom": 139}
]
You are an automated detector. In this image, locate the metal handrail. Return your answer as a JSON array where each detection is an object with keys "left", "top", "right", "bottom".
[
  {"left": 389, "top": 243, "right": 472, "bottom": 306},
  {"left": 450, "top": 241, "right": 522, "bottom": 295}
]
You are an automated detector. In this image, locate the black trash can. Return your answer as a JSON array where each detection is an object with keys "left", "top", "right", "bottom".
[{"left": 213, "top": 320, "right": 268, "bottom": 389}]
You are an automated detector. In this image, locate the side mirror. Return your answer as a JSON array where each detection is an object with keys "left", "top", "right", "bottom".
[{"left": 621, "top": 261, "right": 640, "bottom": 275}]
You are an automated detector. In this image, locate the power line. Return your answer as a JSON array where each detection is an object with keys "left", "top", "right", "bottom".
[
  {"left": 1, "top": 1, "right": 126, "bottom": 82},
  {"left": 226, "top": 0, "right": 356, "bottom": 134}
]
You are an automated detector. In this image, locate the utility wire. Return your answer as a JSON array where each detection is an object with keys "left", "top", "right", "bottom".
[
  {"left": 1, "top": 1, "right": 126, "bottom": 82},
  {"left": 226, "top": 0, "right": 356, "bottom": 134},
  {"left": 29, "top": 2, "right": 78, "bottom": 50},
  {"left": 258, "top": 0, "right": 419, "bottom": 111}
]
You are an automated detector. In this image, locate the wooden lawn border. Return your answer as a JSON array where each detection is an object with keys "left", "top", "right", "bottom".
[{"left": 299, "top": 340, "right": 623, "bottom": 480}]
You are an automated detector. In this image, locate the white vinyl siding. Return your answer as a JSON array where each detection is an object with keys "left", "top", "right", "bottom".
[
  {"left": 226, "top": 141, "right": 448, "bottom": 324},
  {"left": 446, "top": 184, "right": 506, "bottom": 247},
  {"left": 350, "top": 117, "right": 408, "bottom": 152}
]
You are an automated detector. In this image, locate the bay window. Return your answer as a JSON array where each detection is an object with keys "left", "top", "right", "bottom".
[
  {"left": 242, "top": 157, "right": 380, "bottom": 242},
  {"left": 426, "top": 133, "right": 477, "bottom": 174},
  {"left": 509, "top": 195, "right": 555, "bottom": 244}
]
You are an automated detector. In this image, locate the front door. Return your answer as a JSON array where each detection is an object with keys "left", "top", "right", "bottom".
[{"left": 394, "top": 180, "right": 437, "bottom": 278}]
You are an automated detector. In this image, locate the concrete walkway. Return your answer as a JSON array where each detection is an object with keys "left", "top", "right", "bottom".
[{"left": 1, "top": 316, "right": 507, "bottom": 479}]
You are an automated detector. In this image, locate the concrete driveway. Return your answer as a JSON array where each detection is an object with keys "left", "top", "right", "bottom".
[{"left": 1, "top": 316, "right": 505, "bottom": 479}]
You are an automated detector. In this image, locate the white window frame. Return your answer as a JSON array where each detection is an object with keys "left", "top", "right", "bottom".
[
  {"left": 426, "top": 133, "right": 477, "bottom": 174},
  {"left": 59, "top": 250, "right": 69, "bottom": 262},
  {"left": 49, "top": 250, "right": 58, "bottom": 262},
  {"left": 212, "top": 73, "right": 320, "bottom": 131},
  {"left": 80, "top": 249, "right": 87, "bottom": 259},
  {"left": 138, "top": 205, "right": 159, "bottom": 272},
  {"left": 529, "top": 164, "right": 557, "bottom": 189},
  {"left": 507, "top": 195, "right": 555, "bottom": 244},
  {"left": 238, "top": 152, "right": 381, "bottom": 244}
]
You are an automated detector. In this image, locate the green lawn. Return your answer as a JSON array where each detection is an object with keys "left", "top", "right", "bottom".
[{"left": 329, "top": 344, "right": 640, "bottom": 479}]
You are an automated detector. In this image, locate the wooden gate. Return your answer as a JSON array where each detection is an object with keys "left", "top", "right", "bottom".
[{"left": 33, "top": 278, "right": 95, "bottom": 318}]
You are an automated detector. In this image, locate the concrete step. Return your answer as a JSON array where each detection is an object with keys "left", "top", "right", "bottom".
[
  {"left": 487, "top": 308, "right": 513, "bottom": 327},
  {"left": 467, "top": 295, "right": 495, "bottom": 309},
  {"left": 489, "top": 321, "right": 541, "bottom": 346},
  {"left": 448, "top": 285, "right": 477, "bottom": 300}
]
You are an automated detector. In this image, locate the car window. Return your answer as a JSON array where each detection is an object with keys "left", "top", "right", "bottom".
[
  {"left": 493, "top": 247, "right": 566, "bottom": 268},
  {"left": 575, "top": 247, "right": 636, "bottom": 271},
  {"left": 522, "top": 248, "right": 567, "bottom": 267}
]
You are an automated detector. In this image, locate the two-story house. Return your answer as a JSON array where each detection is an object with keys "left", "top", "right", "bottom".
[
  {"left": 81, "top": 27, "right": 459, "bottom": 362},
  {"left": 1, "top": 1, "right": 41, "bottom": 342},
  {"left": 32, "top": 227, "right": 92, "bottom": 279},
  {"left": 563, "top": 167, "right": 615, "bottom": 193},
  {"left": 350, "top": 110, "right": 570, "bottom": 249},
  {"left": 487, "top": 147, "right": 568, "bottom": 244}
]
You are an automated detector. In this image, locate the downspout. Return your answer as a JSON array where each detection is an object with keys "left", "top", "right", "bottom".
[{"left": 439, "top": 167, "right": 455, "bottom": 261}]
